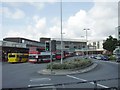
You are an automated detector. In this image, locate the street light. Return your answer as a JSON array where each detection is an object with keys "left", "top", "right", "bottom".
[
  {"left": 84, "top": 28, "right": 90, "bottom": 56},
  {"left": 60, "top": 0, "right": 63, "bottom": 64}
]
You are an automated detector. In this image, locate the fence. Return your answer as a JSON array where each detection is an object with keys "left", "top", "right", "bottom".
[{"left": 28, "top": 77, "right": 120, "bottom": 90}]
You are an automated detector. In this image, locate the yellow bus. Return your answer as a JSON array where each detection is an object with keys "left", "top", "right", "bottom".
[{"left": 8, "top": 53, "right": 28, "bottom": 63}]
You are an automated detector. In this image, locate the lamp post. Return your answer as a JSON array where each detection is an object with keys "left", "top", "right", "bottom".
[
  {"left": 84, "top": 28, "right": 90, "bottom": 56},
  {"left": 50, "top": 39, "right": 53, "bottom": 74},
  {"left": 60, "top": 0, "right": 63, "bottom": 64}
]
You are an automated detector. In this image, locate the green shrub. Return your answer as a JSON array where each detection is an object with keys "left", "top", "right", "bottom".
[
  {"left": 47, "top": 58, "right": 92, "bottom": 70},
  {"left": 109, "top": 55, "right": 116, "bottom": 61}
]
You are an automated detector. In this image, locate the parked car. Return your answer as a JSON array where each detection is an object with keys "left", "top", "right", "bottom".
[
  {"left": 89, "top": 55, "right": 97, "bottom": 59},
  {"left": 101, "top": 55, "right": 109, "bottom": 61},
  {"left": 95, "top": 54, "right": 109, "bottom": 61},
  {"left": 116, "top": 54, "right": 120, "bottom": 62}
]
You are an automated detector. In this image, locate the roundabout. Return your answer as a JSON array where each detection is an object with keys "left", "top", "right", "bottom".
[{"left": 37, "top": 58, "right": 98, "bottom": 75}]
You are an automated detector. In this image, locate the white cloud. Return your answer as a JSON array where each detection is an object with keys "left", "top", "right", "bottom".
[
  {"left": 46, "top": 10, "right": 92, "bottom": 39},
  {"left": 49, "top": 25, "right": 61, "bottom": 38},
  {"left": 5, "top": 29, "right": 24, "bottom": 37},
  {"left": 29, "top": 0, "right": 58, "bottom": 11},
  {"left": 5, "top": 16, "right": 47, "bottom": 41},
  {"left": 67, "top": 10, "right": 94, "bottom": 29},
  {"left": 29, "top": 2, "right": 45, "bottom": 10},
  {"left": 12, "top": 9, "right": 25, "bottom": 19},
  {"left": 1, "top": 7, "right": 25, "bottom": 19},
  {"left": 0, "top": 7, "right": 11, "bottom": 17},
  {"left": 0, "top": 24, "right": 2, "bottom": 40},
  {"left": 46, "top": 0, "right": 58, "bottom": 3},
  {"left": 26, "top": 17, "right": 48, "bottom": 40},
  {"left": 4, "top": 2, "right": 24, "bottom": 7},
  {"left": 35, "top": 17, "right": 46, "bottom": 29},
  {"left": 50, "top": 17, "right": 60, "bottom": 26},
  {"left": 88, "top": 2, "right": 118, "bottom": 40},
  {"left": 3, "top": 1, "right": 118, "bottom": 41},
  {"left": 46, "top": 1, "right": 118, "bottom": 41},
  {"left": 5, "top": 27, "right": 38, "bottom": 41},
  {"left": 89, "top": 2, "right": 118, "bottom": 19},
  {"left": 32, "top": 15, "right": 40, "bottom": 22}
]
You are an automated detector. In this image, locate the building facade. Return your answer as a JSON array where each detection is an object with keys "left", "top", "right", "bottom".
[
  {"left": 0, "top": 40, "right": 28, "bottom": 62},
  {"left": 52, "top": 38, "right": 86, "bottom": 52},
  {"left": 2, "top": 37, "right": 45, "bottom": 62},
  {"left": 114, "top": 26, "right": 120, "bottom": 54},
  {"left": 87, "top": 40, "right": 104, "bottom": 54},
  {"left": 88, "top": 40, "right": 104, "bottom": 50},
  {"left": 1, "top": 37, "right": 105, "bottom": 62},
  {"left": 3, "top": 37, "right": 44, "bottom": 48}
]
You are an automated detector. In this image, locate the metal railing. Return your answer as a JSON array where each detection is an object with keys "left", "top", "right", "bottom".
[{"left": 28, "top": 77, "right": 120, "bottom": 90}]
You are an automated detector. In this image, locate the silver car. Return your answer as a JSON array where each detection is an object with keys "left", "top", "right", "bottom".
[{"left": 116, "top": 54, "right": 120, "bottom": 62}]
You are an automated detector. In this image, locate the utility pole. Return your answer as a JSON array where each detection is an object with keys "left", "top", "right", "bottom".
[
  {"left": 60, "top": 0, "right": 63, "bottom": 64},
  {"left": 50, "top": 39, "right": 53, "bottom": 74}
]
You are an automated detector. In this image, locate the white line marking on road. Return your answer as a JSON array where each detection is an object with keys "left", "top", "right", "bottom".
[
  {"left": 89, "top": 82, "right": 109, "bottom": 88},
  {"left": 97, "top": 83, "right": 109, "bottom": 88},
  {"left": 28, "top": 84, "right": 54, "bottom": 87},
  {"left": 28, "top": 84, "right": 57, "bottom": 89},
  {"left": 66, "top": 75, "right": 109, "bottom": 88},
  {"left": 67, "top": 75, "right": 87, "bottom": 81},
  {"left": 30, "top": 78, "right": 51, "bottom": 82}
]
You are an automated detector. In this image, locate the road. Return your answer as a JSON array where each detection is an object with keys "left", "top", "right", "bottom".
[{"left": 2, "top": 57, "right": 120, "bottom": 89}]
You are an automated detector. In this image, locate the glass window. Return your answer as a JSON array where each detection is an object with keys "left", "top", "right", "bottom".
[
  {"left": 42, "top": 55, "right": 50, "bottom": 59},
  {"left": 9, "top": 55, "right": 15, "bottom": 58},
  {"left": 29, "top": 56, "right": 36, "bottom": 59},
  {"left": 74, "top": 46, "right": 77, "bottom": 48},
  {"left": 65, "top": 46, "right": 69, "bottom": 48}
]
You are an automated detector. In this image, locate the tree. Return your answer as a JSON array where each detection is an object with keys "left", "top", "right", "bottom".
[{"left": 103, "top": 36, "right": 118, "bottom": 53}]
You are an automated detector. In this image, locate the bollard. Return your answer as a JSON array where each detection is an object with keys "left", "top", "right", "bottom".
[
  {"left": 94, "top": 81, "right": 97, "bottom": 90},
  {"left": 62, "top": 84, "right": 65, "bottom": 88}
]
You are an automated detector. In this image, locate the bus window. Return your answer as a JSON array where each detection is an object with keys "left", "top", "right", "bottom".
[
  {"left": 29, "top": 56, "right": 36, "bottom": 59},
  {"left": 9, "top": 55, "right": 15, "bottom": 58},
  {"left": 21, "top": 55, "right": 28, "bottom": 58},
  {"left": 38, "top": 56, "right": 42, "bottom": 59},
  {"left": 52, "top": 54, "right": 55, "bottom": 58},
  {"left": 42, "top": 55, "right": 50, "bottom": 59}
]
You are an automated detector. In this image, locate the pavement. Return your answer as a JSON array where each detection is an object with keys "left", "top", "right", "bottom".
[{"left": 37, "top": 63, "right": 98, "bottom": 76}]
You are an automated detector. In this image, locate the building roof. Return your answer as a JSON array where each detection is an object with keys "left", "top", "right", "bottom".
[{"left": 3, "top": 37, "right": 40, "bottom": 43}]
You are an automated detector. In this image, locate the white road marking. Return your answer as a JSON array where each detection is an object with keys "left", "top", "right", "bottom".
[
  {"left": 29, "top": 78, "right": 57, "bottom": 89},
  {"left": 28, "top": 84, "right": 56, "bottom": 88},
  {"left": 66, "top": 75, "right": 109, "bottom": 88},
  {"left": 30, "top": 78, "right": 51, "bottom": 82},
  {"left": 67, "top": 75, "right": 87, "bottom": 81},
  {"left": 97, "top": 83, "right": 109, "bottom": 88},
  {"left": 89, "top": 82, "right": 109, "bottom": 88}
]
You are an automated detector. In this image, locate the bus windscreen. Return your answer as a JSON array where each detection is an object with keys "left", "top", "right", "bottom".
[{"left": 9, "top": 55, "right": 15, "bottom": 58}]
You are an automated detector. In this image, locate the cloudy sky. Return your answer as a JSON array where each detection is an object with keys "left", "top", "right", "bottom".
[{"left": 0, "top": 0, "right": 119, "bottom": 41}]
